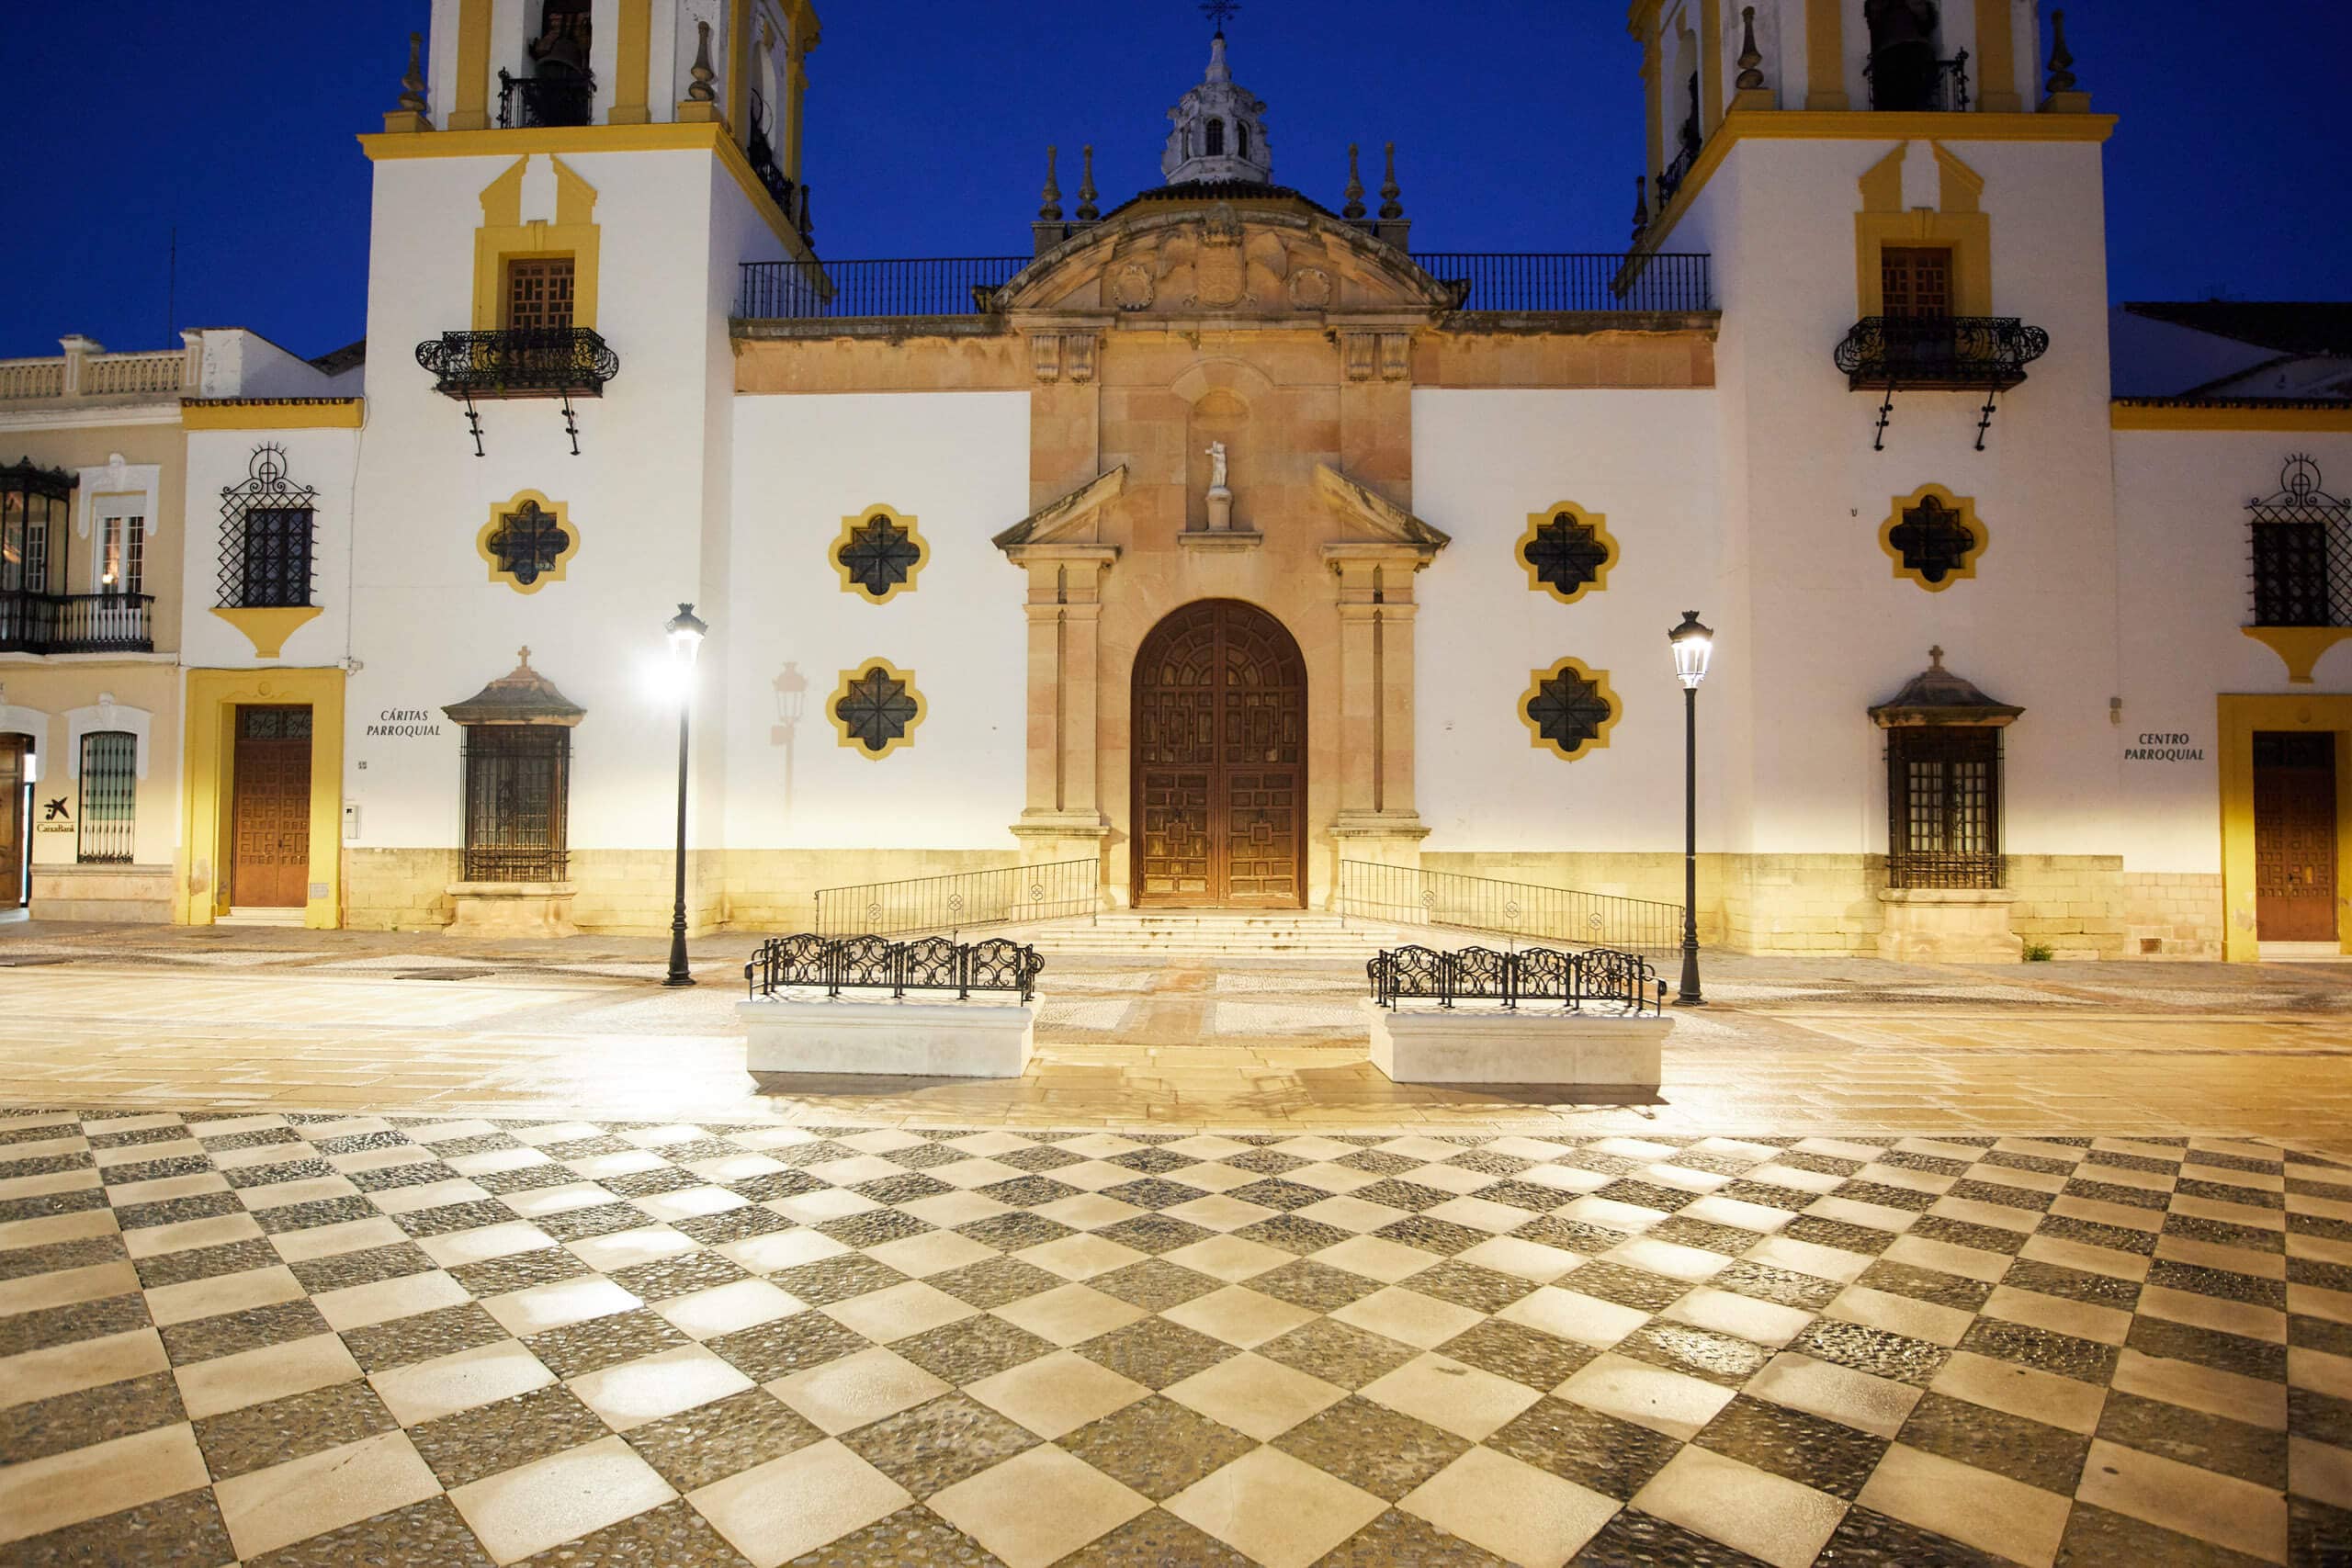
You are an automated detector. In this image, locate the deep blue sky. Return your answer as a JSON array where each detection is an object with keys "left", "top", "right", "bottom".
[{"left": 2, "top": 1, "right": 2345, "bottom": 360}]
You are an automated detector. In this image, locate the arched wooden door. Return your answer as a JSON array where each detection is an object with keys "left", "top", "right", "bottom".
[{"left": 1133, "top": 599, "right": 1306, "bottom": 908}]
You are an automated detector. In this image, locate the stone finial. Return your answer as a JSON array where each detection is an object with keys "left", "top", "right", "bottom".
[
  {"left": 1928, "top": 645, "right": 1946, "bottom": 668},
  {"left": 1341, "top": 143, "right": 1366, "bottom": 220},
  {"left": 2045, "top": 8, "right": 2077, "bottom": 95},
  {"left": 398, "top": 32, "right": 428, "bottom": 114},
  {"left": 1736, "top": 6, "right": 1766, "bottom": 91},
  {"left": 1631, "top": 173, "right": 1650, "bottom": 241},
  {"left": 1378, "top": 142, "right": 1403, "bottom": 220},
  {"left": 687, "top": 20, "right": 718, "bottom": 102},
  {"left": 1038, "top": 146, "right": 1063, "bottom": 221},
  {"left": 1077, "top": 145, "right": 1100, "bottom": 222}
]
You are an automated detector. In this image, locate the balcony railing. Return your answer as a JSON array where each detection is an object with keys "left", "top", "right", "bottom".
[
  {"left": 738, "top": 252, "right": 1713, "bottom": 320},
  {"left": 415, "top": 329, "right": 619, "bottom": 401},
  {"left": 0, "top": 341, "right": 198, "bottom": 403},
  {"left": 0, "top": 592, "right": 155, "bottom": 654},
  {"left": 1656, "top": 117, "right": 1703, "bottom": 208},
  {"left": 498, "top": 69, "right": 594, "bottom": 129},
  {"left": 746, "top": 132, "right": 813, "bottom": 245},
  {"left": 1865, "top": 51, "right": 1972, "bottom": 112},
  {"left": 1835, "top": 317, "right": 2049, "bottom": 391}
]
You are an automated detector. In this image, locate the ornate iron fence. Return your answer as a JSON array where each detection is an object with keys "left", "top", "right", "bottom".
[
  {"left": 1412, "top": 253, "right": 1712, "bottom": 313},
  {"left": 1370, "top": 943, "right": 1663, "bottom": 1014},
  {"left": 1338, "top": 861, "right": 1682, "bottom": 957},
  {"left": 812, "top": 859, "right": 1098, "bottom": 939},
  {"left": 746, "top": 933, "right": 1045, "bottom": 1003},
  {"left": 414, "top": 329, "right": 620, "bottom": 400}
]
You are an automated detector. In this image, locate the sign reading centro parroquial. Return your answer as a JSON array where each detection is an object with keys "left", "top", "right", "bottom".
[{"left": 2124, "top": 731, "right": 2204, "bottom": 762}]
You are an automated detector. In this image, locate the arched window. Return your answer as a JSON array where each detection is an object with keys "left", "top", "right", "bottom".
[
  {"left": 1204, "top": 118, "right": 1226, "bottom": 157},
  {"left": 1238, "top": 122, "right": 1250, "bottom": 159}
]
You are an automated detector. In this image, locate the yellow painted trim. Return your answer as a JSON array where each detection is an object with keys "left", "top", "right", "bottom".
[
  {"left": 181, "top": 400, "right": 364, "bottom": 431},
  {"left": 1518, "top": 502, "right": 1618, "bottom": 607},
  {"left": 831, "top": 504, "right": 928, "bottom": 603},
  {"left": 828, "top": 658, "right": 926, "bottom": 760},
  {"left": 1854, "top": 146, "right": 1991, "bottom": 319},
  {"left": 473, "top": 157, "right": 601, "bottom": 331},
  {"left": 611, "top": 0, "right": 652, "bottom": 124},
  {"left": 2242, "top": 626, "right": 2352, "bottom": 686},
  {"left": 211, "top": 606, "right": 324, "bottom": 660},
  {"left": 1700, "top": 0, "right": 1724, "bottom": 140},
  {"left": 726, "top": 0, "right": 751, "bottom": 141},
  {"left": 451, "top": 0, "right": 493, "bottom": 131},
  {"left": 1881, "top": 483, "right": 1986, "bottom": 592},
  {"left": 1973, "top": 0, "right": 2022, "bottom": 113},
  {"left": 1521, "top": 659, "right": 1622, "bottom": 762},
  {"left": 357, "top": 121, "right": 817, "bottom": 264},
  {"left": 2113, "top": 403, "right": 2352, "bottom": 433},
  {"left": 1633, "top": 107, "right": 2116, "bottom": 255},
  {"left": 2217, "top": 694, "right": 2352, "bottom": 961},
  {"left": 1806, "top": 0, "right": 1849, "bottom": 109},
  {"left": 478, "top": 491, "right": 581, "bottom": 594},
  {"left": 178, "top": 667, "right": 345, "bottom": 928}
]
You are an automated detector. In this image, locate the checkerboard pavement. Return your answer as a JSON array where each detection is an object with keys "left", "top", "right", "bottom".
[{"left": 3, "top": 1112, "right": 2349, "bottom": 1567}]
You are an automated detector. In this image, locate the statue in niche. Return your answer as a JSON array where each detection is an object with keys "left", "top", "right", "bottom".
[{"left": 1204, "top": 440, "right": 1236, "bottom": 532}]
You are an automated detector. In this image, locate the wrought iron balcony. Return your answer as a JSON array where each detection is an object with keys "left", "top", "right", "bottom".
[
  {"left": 1865, "top": 50, "right": 1971, "bottom": 112},
  {"left": 497, "top": 69, "right": 594, "bottom": 129},
  {"left": 1836, "top": 314, "right": 2048, "bottom": 449},
  {"left": 415, "top": 329, "right": 619, "bottom": 401},
  {"left": 1655, "top": 118, "right": 1703, "bottom": 208},
  {"left": 0, "top": 592, "right": 154, "bottom": 654},
  {"left": 746, "top": 129, "right": 814, "bottom": 245}
]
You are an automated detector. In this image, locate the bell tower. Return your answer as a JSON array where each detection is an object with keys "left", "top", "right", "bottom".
[{"left": 1163, "top": 23, "right": 1274, "bottom": 185}]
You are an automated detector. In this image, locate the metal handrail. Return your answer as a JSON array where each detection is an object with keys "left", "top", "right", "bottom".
[
  {"left": 1337, "top": 860, "right": 1683, "bottom": 957},
  {"left": 812, "top": 859, "right": 1099, "bottom": 939}
]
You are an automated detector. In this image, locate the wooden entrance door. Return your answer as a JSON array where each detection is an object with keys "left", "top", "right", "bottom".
[
  {"left": 232, "top": 706, "right": 313, "bottom": 908},
  {"left": 1134, "top": 600, "right": 1306, "bottom": 908},
  {"left": 0, "top": 738, "right": 24, "bottom": 909},
  {"left": 2255, "top": 730, "right": 2337, "bottom": 942}
]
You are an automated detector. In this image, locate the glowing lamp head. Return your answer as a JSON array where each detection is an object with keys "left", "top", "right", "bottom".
[
  {"left": 1668, "top": 610, "right": 1713, "bottom": 690},
  {"left": 664, "top": 602, "right": 708, "bottom": 668}
]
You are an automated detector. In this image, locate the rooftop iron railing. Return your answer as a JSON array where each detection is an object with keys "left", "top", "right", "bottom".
[
  {"left": 1338, "top": 860, "right": 1683, "bottom": 958},
  {"left": 737, "top": 251, "right": 1713, "bottom": 320},
  {"left": 811, "top": 859, "right": 1099, "bottom": 939}
]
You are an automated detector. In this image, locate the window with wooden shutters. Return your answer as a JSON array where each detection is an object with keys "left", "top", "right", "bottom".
[
  {"left": 505, "top": 257, "right": 576, "bottom": 332},
  {"left": 77, "top": 731, "right": 136, "bottom": 864},
  {"left": 1886, "top": 727, "right": 2001, "bottom": 889},
  {"left": 1881, "top": 247, "right": 1953, "bottom": 320}
]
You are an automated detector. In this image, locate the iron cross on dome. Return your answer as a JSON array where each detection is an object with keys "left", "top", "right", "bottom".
[{"left": 1201, "top": 0, "right": 1239, "bottom": 29}]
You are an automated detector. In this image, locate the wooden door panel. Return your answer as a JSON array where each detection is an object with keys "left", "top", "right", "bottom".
[
  {"left": 0, "top": 739, "right": 23, "bottom": 909},
  {"left": 232, "top": 708, "right": 313, "bottom": 908},
  {"left": 1133, "top": 601, "right": 1306, "bottom": 908},
  {"left": 2255, "top": 732, "right": 2337, "bottom": 942}
]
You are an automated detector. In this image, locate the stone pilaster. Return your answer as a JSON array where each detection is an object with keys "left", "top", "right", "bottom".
[
  {"left": 1008, "top": 546, "right": 1118, "bottom": 879},
  {"left": 1324, "top": 543, "right": 1430, "bottom": 884}
]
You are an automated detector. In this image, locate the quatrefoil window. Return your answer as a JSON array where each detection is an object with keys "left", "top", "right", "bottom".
[
  {"left": 831, "top": 505, "right": 926, "bottom": 602},
  {"left": 477, "top": 491, "right": 579, "bottom": 593},
  {"left": 1518, "top": 502, "right": 1617, "bottom": 604},
  {"left": 1521, "top": 659, "right": 1621, "bottom": 761},
  {"left": 830, "top": 660, "right": 925, "bottom": 758},
  {"left": 1881, "top": 485, "right": 1984, "bottom": 592}
]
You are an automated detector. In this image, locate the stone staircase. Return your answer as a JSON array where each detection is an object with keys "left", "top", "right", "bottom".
[{"left": 1009, "top": 910, "right": 1406, "bottom": 963}]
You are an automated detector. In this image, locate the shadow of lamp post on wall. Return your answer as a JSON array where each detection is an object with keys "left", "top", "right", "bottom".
[
  {"left": 663, "top": 604, "right": 708, "bottom": 988},
  {"left": 1669, "top": 610, "right": 1714, "bottom": 1006},
  {"left": 771, "top": 661, "right": 808, "bottom": 818}
]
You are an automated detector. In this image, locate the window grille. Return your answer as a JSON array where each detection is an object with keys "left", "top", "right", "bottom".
[
  {"left": 834, "top": 512, "right": 923, "bottom": 599},
  {"left": 833, "top": 664, "right": 922, "bottom": 755},
  {"left": 1521, "top": 510, "right": 1614, "bottom": 601},
  {"left": 1522, "top": 660, "right": 1620, "bottom": 761},
  {"left": 1886, "top": 727, "right": 2001, "bottom": 888},
  {"left": 77, "top": 731, "right": 136, "bottom": 865},
  {"left": 2249, "top": 457, "right": 2351, "bottom": 627},
  {"left": 461, "top": 727, "right": 571, "bottom": 882},
  {"left": 505, "top": 258, "right": 577, "bottom": 333},
  {"left": 217, "top": 446, "right": 319, "bottom": 609},
  {"left": 485, "top": 499, "right": 574, "bottom": 588},
  {"left": 1887, "top": 493, "right": 1981, "bottom": 586}
]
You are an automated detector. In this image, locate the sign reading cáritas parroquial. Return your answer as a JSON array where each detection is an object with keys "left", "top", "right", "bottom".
[{"left": 364, "top": 708, "right": 443, "bottom": 739}]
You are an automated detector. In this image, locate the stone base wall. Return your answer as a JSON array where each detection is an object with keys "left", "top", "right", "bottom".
[
  {"left": 1720, "top": 855, "right": 1885, "bottom": 955},
  {"left": 28, "top": 864, "right": 175, "bottom": 924},
  {"left": 344, "top": 849, "right": 727, "bottom": 935},
  {"left": 344, "top": 849, "right": 463, "bottom": 931},
  {"left": 2120, "top": 873, "right": 2225, "bottom": 960},
  {"left": 2007, "top": 856, "right": 2127, "bottom": 959}
]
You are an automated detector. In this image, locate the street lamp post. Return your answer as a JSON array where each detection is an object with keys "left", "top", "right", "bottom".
[
  {"left": 1668, "top": 610, "right": 1713, "bottom": 1007},
  {"left": 662, "top": 603, "right": 708, "bottom": 988}
]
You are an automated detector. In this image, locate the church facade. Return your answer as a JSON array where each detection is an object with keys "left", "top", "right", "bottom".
[{"left": 3, "top": 0, "right": 2348, "bottom": 963}]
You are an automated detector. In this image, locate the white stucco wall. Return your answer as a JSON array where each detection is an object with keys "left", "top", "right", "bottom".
[
  {"left": 181, "top": 427, "right": 361, "bottom": 671},
  {"left": 1411, "top": 389, "right": 1729, "bottom": 852},
  {"left": 723, "top": 392, "right": 1031, "bottom": 851}
]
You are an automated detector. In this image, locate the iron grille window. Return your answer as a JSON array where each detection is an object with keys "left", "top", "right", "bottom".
[
  {"left": 77, "top": 731, "right": 136, "bottom": 865},
  {"left": 834, "top": 665, "right": 920, "bottom": 754},
  {"left": 1524, "top": 664, "right": 1617, "bottom": 759},
  {"left": 1887, "top": 494, "right": 1980, "bottom": 586},
  {"left": 505, "top": 258, "right": 577, "bottom": 332},
  {"left": 461, "top": 727, "right": 570, "bottom": 882},
  {"left": 485, "top": 500, "right": 573, "bottom": 588},
  {"left": 1886, "top": 727, "right": 2001, "bottom": 888},
  {"left": 835, "top": 513, "right": 922, "bottom": 599},
  {"left": 2249, "top": 457, "right": 2351, "bottom": 627},
  {"left": 1522, "top": 511, "right": 1613, "bottom": 599},
  {"left": 218, "top": 446, "right": 319, "bottom": 609}
]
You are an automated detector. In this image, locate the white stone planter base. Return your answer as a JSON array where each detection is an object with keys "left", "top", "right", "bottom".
[
  {"left": 1363, "top": 998, "right": 1670, "bottom": 1088},
  {"left": 739, "top": 995, "right": 1035, "bottom": 1078}
]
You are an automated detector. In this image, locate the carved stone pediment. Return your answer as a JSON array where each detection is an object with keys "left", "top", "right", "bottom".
[
  {"left": 992, "top": 467, "right": 1128, "bottom": 553},
  {"left": 992, "top": 198, "right": 1460, "bottom": 322},
  {"left": 1315, "top": 465, "right": 1450, "bottom": 558}
]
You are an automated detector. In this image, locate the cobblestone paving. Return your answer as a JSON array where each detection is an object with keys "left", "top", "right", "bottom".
[{"left": 3, "top": 1110, "right": 2349, "bottom": 1565}]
